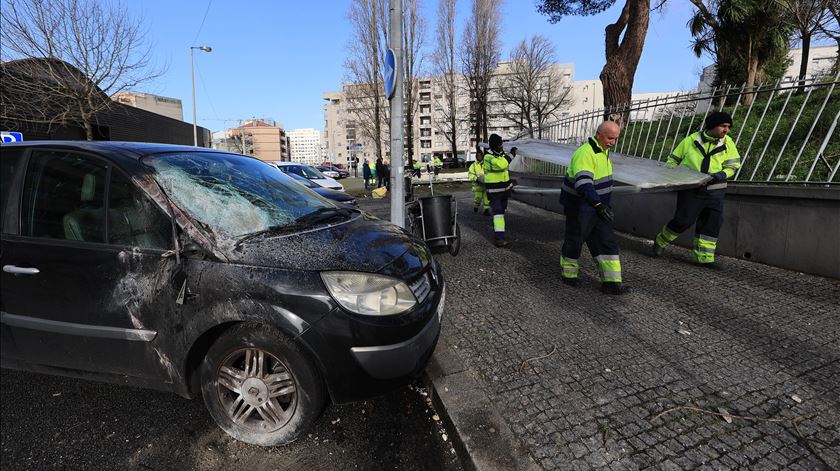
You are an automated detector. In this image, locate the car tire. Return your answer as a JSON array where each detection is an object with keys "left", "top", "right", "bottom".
[{"left": 200, "top": 323, "right": 326, "bottom": 446}]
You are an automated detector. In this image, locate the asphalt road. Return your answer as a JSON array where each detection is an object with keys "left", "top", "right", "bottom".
[{"left": 1, "top": 369, "right": 463, "bottom": 471}]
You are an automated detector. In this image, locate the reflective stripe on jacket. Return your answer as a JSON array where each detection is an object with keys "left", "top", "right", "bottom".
[
  {"left": 561, "top": 137, "right": 613, "bottom": 209},
  {"left": 482, "top": 151, "right": 511, "bottom": 193},
  {"left": 668, "top": 131, "right": 741, "bottom": 190}
]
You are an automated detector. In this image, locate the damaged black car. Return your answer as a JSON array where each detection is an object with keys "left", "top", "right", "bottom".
[{"left": 0, "top": 141, "right": 445, "bottom": 446}]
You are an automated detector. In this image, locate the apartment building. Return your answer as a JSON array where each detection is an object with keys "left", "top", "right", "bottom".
[
  {"left": 324, "top": 61, "right": 601, "bottom": 165},
  {"left": 213, "top": 119, "right": 289, "bottom": 162},
  {"left": 112, "top": 92, "right": 184, "bottom": 121},
  {"left": 288, "top": 128, "right": 323, "bottom": 165}
]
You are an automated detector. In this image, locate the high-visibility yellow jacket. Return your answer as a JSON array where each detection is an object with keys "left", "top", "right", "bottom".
[
  {"left": 561, "top": 137, "right": 613, "bottom": 210},
  {"left": 482, "top": 151, "right": 511, "bottom": 193},
  {"left": 668, "top": 131, "right": 741, "bottom": 190},
  {"left": 433, "top": 157, "right": 443, "bottom": 168},
  {"left": 468, "top": 160, "right": 485, "bottom": 193}
]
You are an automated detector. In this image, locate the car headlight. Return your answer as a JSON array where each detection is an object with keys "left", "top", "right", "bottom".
[{"left": 321, "top": 272, "right": 416, "bottom": 316}]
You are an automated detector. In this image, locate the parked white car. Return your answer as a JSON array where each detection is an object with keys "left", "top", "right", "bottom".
[{"left": 269, "top": 162, "right": 344, "bottom": 191}]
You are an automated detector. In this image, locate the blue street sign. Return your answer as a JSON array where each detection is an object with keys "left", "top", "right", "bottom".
[
  {"left": 0, "top": 132, "right": 23, "bottom": 143},
  {"left": 384, "top": 48, "right": 396, "bottom": 100}
]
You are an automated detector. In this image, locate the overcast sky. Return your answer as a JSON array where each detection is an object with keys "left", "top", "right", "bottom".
[{"left": 126, "top": 0, "right": 725, "bottom": 132}]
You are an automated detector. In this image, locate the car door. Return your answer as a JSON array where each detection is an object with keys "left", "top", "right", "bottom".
[{"left": 1, "top": 148, "right": 176, "bottom": 380}]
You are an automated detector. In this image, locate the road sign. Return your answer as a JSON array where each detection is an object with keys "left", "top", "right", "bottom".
[
  {"left": 384, "top": 48, "right": 396, "bottom": 100},
  {"left": 1, "top": 132, "right": 23, "bottom": 143}
]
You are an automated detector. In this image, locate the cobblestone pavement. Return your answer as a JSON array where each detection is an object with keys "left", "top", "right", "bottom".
[{"left": 361, "top": 191, "right": 840, "bottom": 470}]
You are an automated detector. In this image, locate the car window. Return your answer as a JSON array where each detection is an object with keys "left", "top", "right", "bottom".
[
  {"left": 21, "top": 150, "right": 107, "bottom": 243},
  {"left": 146, "top": 152, "right": 335, "bottom": 239},
  {"left": 1, "top": 147, "right": 24, "bottom": 234},
  {"left": 108, "top": 170, "right": 172, "bottom": 250}
]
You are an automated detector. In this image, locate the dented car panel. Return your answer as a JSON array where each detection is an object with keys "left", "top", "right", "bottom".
[{"left": 1, "top": 141, "right": 443, "bottom": 410}]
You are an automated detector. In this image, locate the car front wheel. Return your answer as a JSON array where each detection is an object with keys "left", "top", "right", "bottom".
[{"left": 200, "top": 323, "right": 326, "bottom": 446}]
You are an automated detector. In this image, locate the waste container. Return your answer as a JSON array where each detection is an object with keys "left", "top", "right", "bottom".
[{"left": 419, "top": 195, "right": 453, "bottom": 252}]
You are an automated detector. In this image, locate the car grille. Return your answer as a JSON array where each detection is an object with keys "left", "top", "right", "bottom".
[{"left": 409, "top": 272, "right": 431, "bottom": 303}]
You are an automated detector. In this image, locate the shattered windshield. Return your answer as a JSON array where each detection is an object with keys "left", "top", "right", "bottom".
[{"left": 146, "top": 152, "right": 335, "bottom": 239}]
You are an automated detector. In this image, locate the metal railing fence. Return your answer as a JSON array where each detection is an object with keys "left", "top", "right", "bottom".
[{"left": 529, "top": 74, "right": 840, "bottom": 184}]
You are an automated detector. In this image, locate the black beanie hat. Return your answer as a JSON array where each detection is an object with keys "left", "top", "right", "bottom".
[
  {"left": 489, "top": 134, "right": 503, "bottom": 147},
  {"left": 705, "top": 111, "right": 733, "bottom": 130}
]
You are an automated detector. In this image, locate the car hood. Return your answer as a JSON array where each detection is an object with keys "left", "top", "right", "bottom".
[
  {"left": 228, "top": 214, "right": 431, "bottom": 277},
  {"left": 313, "top": 177, "right": 342, "bottom": 189},
  {"left": 314, "top": 187, "right": 354, "bottom": 202}
]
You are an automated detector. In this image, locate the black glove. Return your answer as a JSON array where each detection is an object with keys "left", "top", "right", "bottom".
[
  {"left": 710, "top": 171, "right": 727, "bottom": 183},
  {"left": 593, "top": 202, "right": 614, "bottom": 223},
  {"left": 510, "top": 147, "right": 518, "bottom": 157}
]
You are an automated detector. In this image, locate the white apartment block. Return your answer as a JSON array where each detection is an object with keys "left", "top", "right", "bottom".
[
  {"left": 288, "top": 128, "right": 324, "bottom": 165},
  {"left": 323, "top": 61, "right": 602, "bottom": 165},
  {"left": 112, "top": 92, "right": 184, "bottom": 121}
]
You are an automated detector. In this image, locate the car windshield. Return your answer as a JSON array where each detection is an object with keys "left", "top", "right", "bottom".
[
  {"left": 145, "top": 152, "right": 335, "bottom": 239},
  {"left": 287, "top": 165, "right": 326, "bottom": 179}
]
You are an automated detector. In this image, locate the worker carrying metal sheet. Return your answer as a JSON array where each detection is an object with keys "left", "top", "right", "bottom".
[
  {"left": 651, "top": 111, "right": 742, "bottom": 268},
  {"left": 559, "top": 121, "right": 630, "bottom": 295}
]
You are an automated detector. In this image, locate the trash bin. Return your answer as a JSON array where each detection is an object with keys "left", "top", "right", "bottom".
[
  {"left": 419, "top": 195, "right": 452, "bottom": 252},
  {"left": 404, "top": 175, "right": 413, "bottom": 202}
]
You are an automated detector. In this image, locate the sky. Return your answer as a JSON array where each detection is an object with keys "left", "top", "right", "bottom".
[{"left": 124, "top": 0, "right": 717, "bottom": 133}]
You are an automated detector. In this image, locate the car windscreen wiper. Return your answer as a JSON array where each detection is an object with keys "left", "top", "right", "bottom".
[
  {"left": 234, "top": 222, "right": 307, "bottom": 247},
  {"left": 294, "top": 207, "right": 353, "bottom": 225}
]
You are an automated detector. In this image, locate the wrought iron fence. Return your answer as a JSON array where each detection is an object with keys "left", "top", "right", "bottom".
[{"left": 533, "top": 74, "right": 840, "bottom": 184}]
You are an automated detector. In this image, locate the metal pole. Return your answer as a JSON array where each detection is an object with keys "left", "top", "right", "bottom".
[
  {"left": 191, "top": 48, "right": 197, "bottom": 147},
  {"left": 389, "top": 0, "right": 405, "bottom": 227}
]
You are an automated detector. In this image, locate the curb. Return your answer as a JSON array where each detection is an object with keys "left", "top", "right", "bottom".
[{"left": 425, "top": 336, "right": 539, "bottom": 471}]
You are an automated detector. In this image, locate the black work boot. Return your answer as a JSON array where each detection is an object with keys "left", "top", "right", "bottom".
[
  {"left": 651, "top": 242, "right": 664, "bottom": 258},
  {"left": 494, "top": 239, "right": 510, "bottom": 248},
  {"left": 602, "top": 282, "right": 631, "bottom": 295},
  {"left": 473, "top": 206, "right": 479, "bottom": 213},
  {"left": 562, "top": 277, "right": 580, "bottom": 288}
]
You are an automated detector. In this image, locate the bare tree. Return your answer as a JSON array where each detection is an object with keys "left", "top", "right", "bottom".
[
  {"left": 0, "top": 0, "right": 162, "bottom": 140},
  {"left": 460, "top": 0, "right": 502, "bottom": 144},
  {"left": 496, "top": 35, "right": 574, "bottom": 138},
  {"left": 344, "top": 0, "right": 388, "bottom": 162},
  {"left": 777, "top": 0, "right": 832, "bottom": 85},
  {"left": 432, "top": 0, "right": 461, "bottom": 162},
  {"left": 818, "top": 0, "right": 840, "bottom": 71},
  {"left": 403, "top": 0, "right": 426, "bottom": 167}
]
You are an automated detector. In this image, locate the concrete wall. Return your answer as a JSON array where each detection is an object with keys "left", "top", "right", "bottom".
[{"left": 514, "top": 174, "right": 840, "bottom": 279}]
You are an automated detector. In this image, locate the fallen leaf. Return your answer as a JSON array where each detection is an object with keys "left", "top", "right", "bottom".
[
  {"left": 718, "top": 408, "right": 733, "bottom": 424},
  {"left": 791, "top": 394, "right": 803, "bottom": 403}
]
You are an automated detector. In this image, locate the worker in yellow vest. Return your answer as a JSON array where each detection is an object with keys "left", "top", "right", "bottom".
[
  {"left": 483, "top": 134, "right": 515, "bottom": 247},
  {"left": 468, "top": 153, "right": 490, "bottom": 215}
]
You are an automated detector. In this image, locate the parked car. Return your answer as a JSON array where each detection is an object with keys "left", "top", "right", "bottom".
[
  {"left": 318, "top": 165, "right": 349, "bottom": 179},
  {"left": 0, "top": 141, "right": 444, "bottom": 446},
  {"left": 271, "top": 162, "right": 344, "bottom": 191},
  {"left": 316, "top": 166, "right": 341, "bottom": 179},
  {"left": 285, "top": 171, "right": 357, "bottom": 207}
]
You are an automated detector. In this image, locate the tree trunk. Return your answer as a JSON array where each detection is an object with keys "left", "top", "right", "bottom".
[
  {"left": 744, "top": 55, "right": 759, "bottom": 106},
  {"left": 598, "top": 0, "right": 650, "bottom": 126},
  {"left": 84, "top": 119, "right": 94, "bottom": 141},
  {"left": 798, "top": 31, "right": 812, "bottom": 88}
]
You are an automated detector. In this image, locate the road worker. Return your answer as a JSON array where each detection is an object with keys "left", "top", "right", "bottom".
[
  {"left": 651, "top": 111, "right": 741, "bottom": 268},
  {"left": 468, "top": 152, "right": 490, "bottom": 215},
  {"left": 559, "top": 121, "right": 629, "bottom": 295},
  {"left": 483, "top": 134, "right": 516, "bottom": 247}
]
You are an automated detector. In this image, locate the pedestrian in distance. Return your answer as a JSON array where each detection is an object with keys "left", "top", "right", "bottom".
[
  {"left": 362, "top": 159, "right": 371, "bottom": 190},
  {"left": 559, "top": 121, "right": 630, "bottom": 295},
  {"left": 433, "top": 156, "right": 443, "bottom": 178},
  {"left": 412, "top": 159, "right": 422, "bottom": 178},
  {"left": 375, "top": 157, "right": 385, "bottom": 188},
  {"left": 483, "top": 134, "right": 516, "bottom": 247},
  {"left": 651, "top": 111, "right": 741, "bottom": 268},
  {"left": 468, "top": 152, "right": 490, "bottom": 215},
  {"left": 382, "top": 160, "right": 391, "bottom": 190}
]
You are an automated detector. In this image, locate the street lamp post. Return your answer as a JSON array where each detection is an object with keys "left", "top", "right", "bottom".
[{"left": 190, "top": 46, "right": 212, "bottom": 146}]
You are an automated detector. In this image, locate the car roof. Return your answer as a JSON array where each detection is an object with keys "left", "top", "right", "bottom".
[{"left": 0, "top": 140, "right": 235, "bottom": 159}]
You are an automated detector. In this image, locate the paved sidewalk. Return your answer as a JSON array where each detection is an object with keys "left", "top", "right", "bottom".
[{"left": 359, "top": 191, "right": 840, "bottom": 470}]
